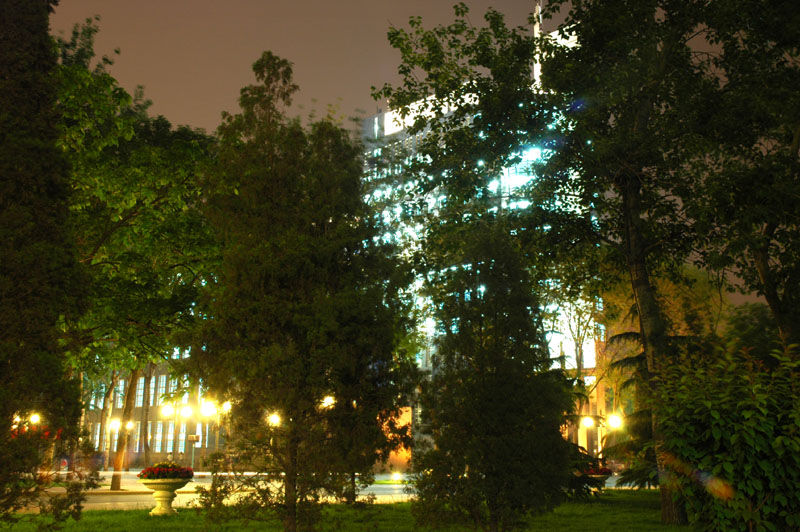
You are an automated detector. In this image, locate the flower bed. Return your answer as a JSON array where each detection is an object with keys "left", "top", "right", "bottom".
[
  {"left": 137, "top": 461, "right": 193, "bottom": 480},
  {"left": 581, "top": 465, "right": 612, "bottom": 476}
]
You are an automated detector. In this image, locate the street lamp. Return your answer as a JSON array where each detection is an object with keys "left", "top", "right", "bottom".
[
  {"left": 267, "top": 413, "right": 281, "bottom": 427},
  {"left": 607, "top": 414, "right": 623, "bottom": 429},
  {"left": 580, "top": 416, "right": 595, "bottom": 428},
  {"left": 29, "top": 413, "right": 41, "bottom": 425},
  {"left": 320, "top": 396, "right": 335, "bottom": 409}
]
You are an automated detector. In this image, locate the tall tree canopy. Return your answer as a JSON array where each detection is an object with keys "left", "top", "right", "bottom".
[
  {"left": 373, "top": 0, "right": 725, "bottom": 524},
  {"left": 55, "top": 19, "right": 214, "bottom": 487},
  {"left": 190, "top": 51, "right": 414, "bottom": 532},
  {"left": 685, "top": 2, "right": 800, "bottom": 349},
  {"left": 0, "top": 0, "right": 88, "bottom": 519}
]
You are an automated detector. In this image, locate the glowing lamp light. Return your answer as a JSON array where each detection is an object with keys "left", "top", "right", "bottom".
[
  {"left": 109, "top": 419, "right": 121, "bottom": 431},
  {"left": 221, "top": 401, "right": 232, "bottom": 413},
  {"left": 391, "top": 472, "right": 403, "bottom": 482},
  {"left": 200, "top": 401, "right": 217, "bottom": 417},
  {"left": 29, "top": 413, "right": 41, "bottom": 424},
  {"left": 180, "top": 405, "right": 193, "bottom": 418},
  {"left": 268, "top": 413, "right": 281, "bottom": 427},
  {"left": 608, "top": 414, "right": 623, "bottom": 429},
  {"left": 321, "top": 396, "right": 335, "bottom": 409},
  {"left": 161, "top": 404, "right": 175, "bottom": 417},
  {"left": 125, "top": 421, "right": 134, "bottom": 430},
  {"left": 580, "top": 416, "right": 595, "bottom": 428}
]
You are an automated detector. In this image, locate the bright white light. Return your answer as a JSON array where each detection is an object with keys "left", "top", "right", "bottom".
[
  {"left": 221, "top": 401, "right": 232, "bottom": 413},
  {"left": 109, "top": 419, "right": 121, "bottom": 431},
  {"left": 125, "top": 421, "right": 134, "bottom": 430},
  {"left": 391, "top": 472, "right": 403, "bottom": 482},
  {"left": 268, "top": 413, "right": 281, "bottom": 427},
  {"left": 524, "top": 147, "right": 542, "bottom": 161},
  {"left": 581, "top": 416, "right": 595, "bottom": 428},
  {"left": 29, "top": 413, "right": 41, "bottom": 424},
  {"left": 608, "top": 414, "right": 623, "bottom": 429},
  {"left": 200, "top": 401, "right": 217, "bottom": 417},
  {"left": 321, "top": 396, "right": 335, "bottom": 409},
  {"left": 161, "top": 404, "right": 175, "bottom": 417},
  {"left": 488, "top": 180, "right": 499, "bottom": 192},
  {"left": 180, "top": 405, "right": 193, "bottom": 418}
]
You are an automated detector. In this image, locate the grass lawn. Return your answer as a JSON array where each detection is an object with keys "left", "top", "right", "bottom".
[{"left": 8, "top": 489, "right": 688, "bottom": 531}]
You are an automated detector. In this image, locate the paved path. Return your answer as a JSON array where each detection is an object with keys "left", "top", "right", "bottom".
[
  {"left": 53, "top": 471, "right": 622, "bottom": 511},
  {"left": 71, "top": 472, "right": 410, "bottom": 511}
]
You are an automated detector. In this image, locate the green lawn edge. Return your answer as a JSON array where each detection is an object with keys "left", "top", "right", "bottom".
[{"left": 8, "top": 489, "right": 689, "bottom": 531}]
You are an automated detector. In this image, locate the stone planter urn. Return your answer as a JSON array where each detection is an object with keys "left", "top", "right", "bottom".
[
  {"left": 588, "top": 474, "right": 611, "bottom": 487},
  {"left": 139, "top": 478, "right": 191, "bottom": 516}
]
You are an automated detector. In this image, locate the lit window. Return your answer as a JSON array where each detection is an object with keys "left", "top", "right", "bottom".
[
  {"left": 154, "top": 422, "right": 163, "bottom": 452},
  {"left": 157, "top": 375, "right": 167, "bottom": 405},
  {"left": 116, "top": 379, "right": 125, "bottom": 408},
  {"left": 135, "top": 377, "right": 145, "bottom": 407}
]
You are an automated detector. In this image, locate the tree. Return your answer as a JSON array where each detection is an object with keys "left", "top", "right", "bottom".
[
  {"left": 55, "top": 20, "right": 214, "bottom": 488},
  {"left": 190, "top": 51, "right": 413, "bottom": 532},
  {"left": 599, "top": 269, "right": 727, "bottom": 488},
  {"left": 375, "top": 1, "right": 722, "bottom": 523},
  {"left": 0, "top": 0, "right": 92, "bottom": 522},
  {"left": 412, "top": 218, "right": 574, "bottom": 532},
  {"left": 684, "top": 1, "right": 800, "bottom": 350}
]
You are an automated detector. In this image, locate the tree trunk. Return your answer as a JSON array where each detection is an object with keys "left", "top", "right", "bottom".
[
  {"left": 141, "top": 363, "right": 153, "bottom": 467},
  {"left": 284, "top": 436, "right": 298, "bottom": 532},
  {"left": 100, "top": 371, "right": 118, "bottom": 471},
  {"left": 623, "top": 179, "right": 687, "bottom": 525},
  {"left": 68, "top": 371, "right": 86, "bottom": 473},
  {"left": 343, "top": 471, "right": 358, "bottom": 504},
  {"left": 110, "top": 368, "right": 141, "bottom": 490},
  {"left": 751, "top": 236, "right": 797, "bottom": 350}
]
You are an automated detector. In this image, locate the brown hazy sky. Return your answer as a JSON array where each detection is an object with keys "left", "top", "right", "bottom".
[{"left": 51, "top": 1, "right": 552, "bottom": 133}]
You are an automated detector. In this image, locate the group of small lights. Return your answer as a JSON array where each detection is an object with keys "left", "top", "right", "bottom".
[
  {"left": 11, "top": 413, "right": 40, "bottom": 429},
  {"left": 264, "top": 396, "right": 334, "bottom": 428},
  {"left": 580, "top": 414, "right": 624, "bottom": 429},
  {"left": 108, "top": 419, "right": 135, "bottom": 431},
  {"left": 162, "top": 400, "right": 231, "bottom": 419}
]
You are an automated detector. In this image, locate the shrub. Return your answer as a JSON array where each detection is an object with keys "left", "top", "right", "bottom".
[{"left": 654, "top": 348, "right": 800, "bottom": 531}]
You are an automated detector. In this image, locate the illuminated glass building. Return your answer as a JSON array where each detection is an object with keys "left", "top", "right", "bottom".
[{"left": 363, "top": 89, "right": 610, "bottom": 456}]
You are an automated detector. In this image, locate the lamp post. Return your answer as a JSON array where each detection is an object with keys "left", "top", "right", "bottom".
[
  {"left": 160, "top": 404, "right": 179, "bottom": 460},
  {"left": 186, "top": 434, "right": 200, "bottom": 469},
  {"left": 124, "top": 421, "right": 134, "bottom": 471}
]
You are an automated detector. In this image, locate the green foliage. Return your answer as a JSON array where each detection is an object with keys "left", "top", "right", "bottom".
[
  {"left": 684, "top": 1, "right": 800, "bottom": 348},
  {"left": 412, "top": 221, "right": 574, "bottom": 532},
  {"left": 55, "top": 19, "right": 214, "bottom": 381},
  {"left": 655, "top": 348, "right": 800, "bottom": 531},
  {"left": 191, "top": 51, "right": 414, "bottom": 532},
  {"left": 0, "top": 0, "right": 91, "bottom": 523},
  {"left": 722, "top": 304, "right": 781, "bottom": 367}
]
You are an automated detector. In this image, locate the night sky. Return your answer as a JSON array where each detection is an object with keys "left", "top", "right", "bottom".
[{"left": 51, "top": 1, "right": 550, "bottom": 133}]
